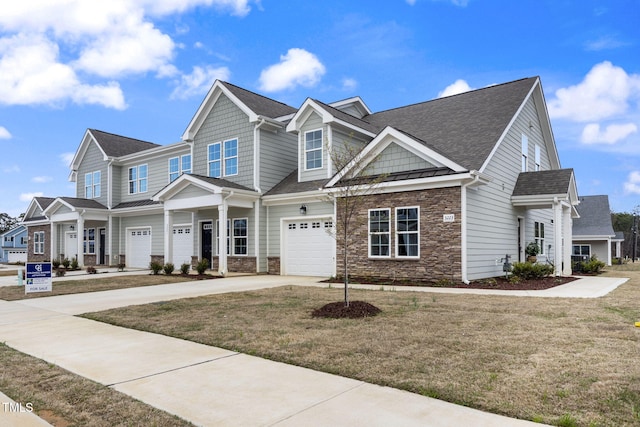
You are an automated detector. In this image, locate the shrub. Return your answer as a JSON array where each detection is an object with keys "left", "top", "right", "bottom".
[
  {"left": 117, "top": 263, "right": 126, "bottom": 272},
  {"left": 70, "top": 257, "right": 79, "bottom": 270},
  {"left": 576, "top": 256, "right": 606, "bottom": 274},
  {"left": 86, "top": 266, "right": 97, "bottom": 274},
  {"left": 62, "top": 258, "right": 71, "bottom": 269},
  {"left": 52, "top": 259, "right": 61, "bottom": 269},
  {"left": 195, "top": 258, "right": 209, "bottom": 275},
  {"left": 180, "top": 263, "right": 190, "bottom": 275},
  {"left": 510, "top": 262, "right": 554, "bottom": 280},
  {"left": 149, "top": 261, "right": 163, "bottom": 275},
  {"left": 163, "top": 263, "right": 175, "bottom": 275},
  {"left": 55, "top": 268, "right": 66, "bottom": 277}
]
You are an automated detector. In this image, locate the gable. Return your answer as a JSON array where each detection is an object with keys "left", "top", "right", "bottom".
[{"left": 360, "top": 142, "right": 435, "bottom": 177}]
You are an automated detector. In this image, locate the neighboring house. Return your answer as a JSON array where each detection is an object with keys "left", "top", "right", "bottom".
[
  {"left": 0, "top": 225, "right": 28, "bottom": 263},
  {"left": 612, "top": 231, "right": 625, "bottom": 260},
  {"left": 572, "top": 195, "right": 617, "bottom": 265},
  {"left": 23, "top": 77, "right": 580, "bottom": 282}
]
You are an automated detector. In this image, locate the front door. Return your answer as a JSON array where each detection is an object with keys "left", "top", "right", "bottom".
[
  {"left": 99, "top": 228, "right": 106, "bottom": 265},
  {"left": 201, "top": 222, "right": 213, "bottom": 263}
]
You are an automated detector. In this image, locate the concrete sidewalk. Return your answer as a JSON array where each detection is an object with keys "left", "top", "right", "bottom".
[{"left": 0, "top": 274, "right": 563, "bottom": 427}]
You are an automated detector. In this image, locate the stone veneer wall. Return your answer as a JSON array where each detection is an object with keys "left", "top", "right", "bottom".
[
  {"left": 336, "top": 187, "right": 462, "bottom": 282},
  {"left": 27, "top": 225, "right": 51, "bottom": 263},
  {"left": 267, "top": 257, "right": 280, "bottom": 275},
  {"left": 211, "top": 256, "right": 257, "bottom": 273}
]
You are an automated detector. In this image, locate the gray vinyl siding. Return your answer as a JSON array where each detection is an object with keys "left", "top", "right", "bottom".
[
  {"left": 573, "top": 240, "right": 608, "bottom": 263},
  {"left": 192, "top": 94, "right": 255, "bottom": 189},
  {"left": 76, "top": 141, "right": 108, "bottom": 206},
  {"left": 267, "top": 201, "right": 334, "bottom": 256},
  {"left": 330, "top": 127, "right": 368, "bottom": 172},
  {"left": 466, "top": 96, "right": 555, "bottom": 280},
  {"left": 111, "top": 165, "right": 122, "bottom": 207},
  {"left": 256, "top": 202, "right": 267, "bottom": 272},
  {"left": 363, "top": 143, "right": 434, "bottom": 176},
  {"left": 299, "top": 112, "right": 327, "bottom": 181},
  {"left": 193, "top": 207, "right": 256, "bottom": 257},
  {"left": 259, "top": 128, "right": 297, "bottom": 192},
  {"left": 118, "top": 149, "right": 190, "bottom": 204}
]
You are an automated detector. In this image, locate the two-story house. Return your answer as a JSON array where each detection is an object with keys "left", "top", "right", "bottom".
[
  {"left": 0, "top": 225, "right": 27, "bottom": 263},
  {"left": 23, "top": 77, "right": 579, "bottom": 282}
]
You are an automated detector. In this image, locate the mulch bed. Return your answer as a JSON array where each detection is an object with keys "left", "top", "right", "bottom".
[{"left": 312, "top": 301, "right": 382, "bottom": 319}]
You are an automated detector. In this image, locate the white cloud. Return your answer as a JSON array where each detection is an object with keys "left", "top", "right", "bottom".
[
  {"left": 624, "top": 171, "right": 640, "bottom": 195},
  {"left": 548, "top": 61, "right": 640, "bottom": 122},
  {"left": 20, "top": 192, "right": 43, "bottom": 202},
  {"left": 581, "top": 123, "right": 638, "bottom": 145},
  {"left": 585, "top": 35, "right": 628, "bottom": 51},
  {"left": 3, "top": 165, "right": 20, "bottom": 174},
  {"left": 341, "top": 78, "right": 358, "bottom": 91},
  {"left": 60, "top": 152, "right": 75, "bottom": 167},
  {"left": 0, "top": 126, "right": 11, "bottom": 139},
  {"left": 0, "top": 0, "right": 254, "bottom": 108},
  {"left": 259, "top": 48, "right": 326, "bottom": 92},
  {"left": 438, "top": 79, "right": 473, "bottom": 98},
  {"left": 0, "top": 33, "right": 126, "bottom": 109},
  {"left": 171, "top": 65, "right": 231, "bottom": 100},
  {"left": 32, "top": 176, "right": 52, "bottom": 183}
]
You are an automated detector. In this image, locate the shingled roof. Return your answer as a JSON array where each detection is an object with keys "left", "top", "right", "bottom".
[
  {"left": 265, "top": 170, "right": 329, "bottom": 196},
  {"left": 573, "top": 195, "right": 616, "bottom": 237},
  {"left": 362, "top": 77, "right": 539, "bottom": 171},
  {"left": 90, "top": 129, "right": 160, "bottom": 157},
  {"left": 221, "top": 81, "right": 297, "bottom": 119},
  {"left": 512, "top": 169, "right": 575, "bottom": 197}
]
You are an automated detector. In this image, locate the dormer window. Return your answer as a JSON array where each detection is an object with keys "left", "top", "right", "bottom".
[{"left": 305, "top": 129, "right": 323, "bottom": 170}]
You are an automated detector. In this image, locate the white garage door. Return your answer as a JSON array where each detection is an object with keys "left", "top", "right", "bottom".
[
  {"left": 283, "top": 219, "right": 334, "bottom": 277},
  {"left": 127, "top": 228, "right": 151, "bottom": 268},
  {"left": 8, "top": 250, "right": 27, "bottom": 263},
  {"left": 172, "top": 226, "right": 192, "bottom": 266}
]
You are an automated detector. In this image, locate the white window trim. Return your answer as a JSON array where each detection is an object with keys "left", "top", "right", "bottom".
[
  {"left": 232, "top": 217, "right": 248, "bottom": 256},
  {"left": 181, "top": 154, "right": 192, "bottom": 175},
  {"left": 33, "top": 231, "right": 45, "bottom": 254},
  {"left": 395, "top": 206, "right": 420, "bottom": 259},
  {"left": 304, "top": 129, "right": 323, "bottom": 171},
  {"left": 208, "top": 142, "right": 222, "bottom": 178},
  {"left": 128, "top": 164, "right": 148, "bottom": 194},
  {"left": 535, "top": 221, "right": 545, "bottom": 255},
  {"left": 93, "top": 171, "right": 101, "bottom": 198},
  {"left": 534, "top": 144, "right": 541, "bottom": 171},
  {"left": 368, "top": 208, "right": 391, "bottom": 258},
  {"left": 168, "top": 157, "right": 180, "bottom": 182},
  {"left": 521, "top": 134, "right": 528, "bottom": 172},
  {"left": 223, "top": 138, "right": 239, "bottom": 177},
  {"left": 85, "top": 172, "right": 92, "bottom": 199},
  {"left": 84, "top": 228, "right": 96, "bottom": 255}
]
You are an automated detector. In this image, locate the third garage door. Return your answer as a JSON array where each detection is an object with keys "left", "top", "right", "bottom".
[{"left": 283, "top": 219, "right": 334, "bottom": 277}]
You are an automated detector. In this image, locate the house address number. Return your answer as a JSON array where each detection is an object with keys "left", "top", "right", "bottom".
[{"left": 443, "top": 214, "right": 455, "bottom": 223}]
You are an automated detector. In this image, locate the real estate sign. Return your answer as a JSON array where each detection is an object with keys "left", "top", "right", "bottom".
[{"left": 25, "top": 263, "right": 52, "bottom": 294}]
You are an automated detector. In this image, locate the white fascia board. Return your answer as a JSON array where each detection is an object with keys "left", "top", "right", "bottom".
[
  {"left": 70, "top": 130, "right": 107, "bottom": 172},
  {"left": 43, "top": 198, "right": 76, "bottom": 216},
  {"left": 286, "top": 99, "right": 376, "bottom": 138},
  {"left": 114, "top": 141, "right": 190, "bottom": 164},
  {"left": 534, "top": 80, "right": 562, "bottom": 170},
  {"left": 573, "top": 235, "right": 615, "bottom": 241},
  {"left": 326, "top": 172, "right": 480, "bottom": 196},
  {"left": 24, "top": 199, "right": 44, "bottom": 219},
  {"left": 153, "top": 175, "right": 221, "bottom": 201},
  {"left": 182, "top": 81, "right": 258, "bottom": 141},
  {"left": 22, "top": 218, "right": 50, "bottom": 226},
  {"left": 510, "top": 193, "right": 570, "bottom": 207},
  {"left": 329, "top": 96, "right": 372, "bottom": 115},
  {"left": 327, "top": 126, "right": 465, "bottom": 187},
  {"left": 262, "top": 190, "right": 326, "bottom": 206},
  {"left": 112, "top": 205, "right": 164, "bottom": 217}
]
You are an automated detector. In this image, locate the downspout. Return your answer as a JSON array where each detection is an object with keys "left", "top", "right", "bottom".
[
  {"left": 461, "top": 171, "right": 481, "bottom": 284},
  {"left": 254, "top": 119, "right": 266, "bottom": 273}
]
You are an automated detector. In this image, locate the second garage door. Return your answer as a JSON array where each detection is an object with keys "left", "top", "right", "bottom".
[
  {"left": 127, "top": 228, "right": 151, "bottom": 268},
  {"left": 283, "top": 219, "right": 334, "bottom": 277}
]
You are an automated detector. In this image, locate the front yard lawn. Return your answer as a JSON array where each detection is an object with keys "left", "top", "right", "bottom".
[{"left": 82, "top": 268, "right": 640, "bottom": 426}]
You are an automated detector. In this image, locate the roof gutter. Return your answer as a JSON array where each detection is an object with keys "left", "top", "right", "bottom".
[{"left": 461, "top": 170, "right": 482, "bottom": 284}]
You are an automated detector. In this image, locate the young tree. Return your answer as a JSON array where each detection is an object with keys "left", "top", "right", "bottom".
[{"left": 325, "top": 140, "right": 387, "bottom": 307}]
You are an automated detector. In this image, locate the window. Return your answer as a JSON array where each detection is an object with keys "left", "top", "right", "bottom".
[
  {"left": 33, "top": 231, "right": 45, "bottom": 254},
  {"left": 128, "top": 165, "right": 148, "bottom": 194},
  {"left": 233, "top": 218, "right": 248, "bottom": 255},
  {"left": 396, "top": 207, "right": 419, "bottom": 258},
  {"left": 169, "top": 155, "right": 191, "bottom": 182},
  {"left": 305, "top": 129, "right": 323, "bottom": 170},
  {"left": 572, "top": 245, "right": 591, "bottom": 262},
  {"left": 208, "top": 139, "right": 237, "bottom": 178},
  {"left": 84, "top": 171, "right": 101, "bottom": 199},
  {"left": 534, "top": 145, "right": 541, "bottom": 171},
  {"left": 535, "top": 221, "right": 545, "bottom": 254},
  {"left": 521, "top": 134, "right": 528, "bottom": 172},
  {"left": 84, "top": 228, "right": 95, "bottom": 254},
  {"left": 369, "top": 209, "right": 390, "bottom": 257},
  {"left": 224, "top": 139, "right": 238, "bottom": 176}
]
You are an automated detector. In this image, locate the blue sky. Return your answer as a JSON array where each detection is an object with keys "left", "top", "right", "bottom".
[{"left": 0, "top": 0, "right": 638, "bottom": 217}]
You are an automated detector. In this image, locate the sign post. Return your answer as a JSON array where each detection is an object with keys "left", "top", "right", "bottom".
[{"left": 25, "top": 263, "right": 52, "bottom": 294}]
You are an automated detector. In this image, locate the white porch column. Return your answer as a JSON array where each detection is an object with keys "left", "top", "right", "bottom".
[
  {"left": 562, "top": 205, "right": 572, "bottom": 276},
  {"left": 50, "top": 222, "right": 57, "bottom": 263},
  {"left": 218, "top": 203, "right": 228, "bottom": 275},
  {"left": 553, "top": 200, "right": 563, "bottom": 276},
  {"left": 164, "top": 210, "right": 174, "bottom": 265},
  {"left": 77, "top": 216, "right": 84, "bottom": 267},
  {"left": 108, "top": 215, "right": 113, "bottom": 266}
]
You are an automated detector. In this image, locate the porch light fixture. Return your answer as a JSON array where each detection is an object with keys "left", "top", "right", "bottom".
[
  {"left": 70, "top": 225, "right": 75, "bottom": 230},
  {"left": 300, "top": 205, "right": 307, "bottom": 215}
]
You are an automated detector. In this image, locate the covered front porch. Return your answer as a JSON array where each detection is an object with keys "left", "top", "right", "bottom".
[{"left": 511, "top": 169, "right": 580, "bottom": 276}]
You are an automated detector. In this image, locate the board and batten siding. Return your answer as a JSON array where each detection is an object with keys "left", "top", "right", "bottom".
[
  {"left": 466, "top": 96, "right": 555, "bottom": 280},
  {"left": 76, "top": 141, "right": 108, "bottom": 206},
  {"left": 266, "top": 201, "right": 334, "bottom": 257},
  {"left": 259, "top": 128, "right": 297, "bottom": 192},
  {"left": 192, "top": 94, "right": 255, "bottom": 189}
]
